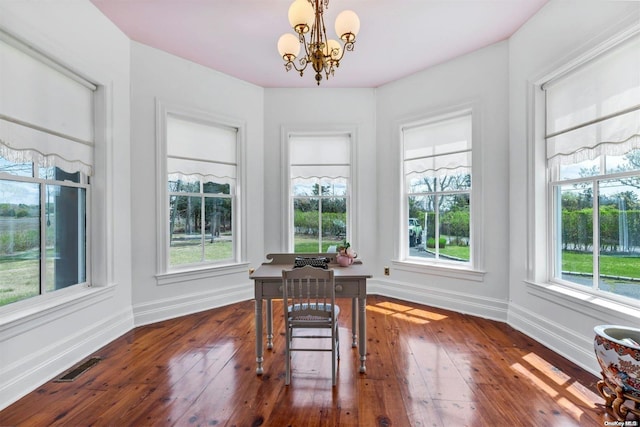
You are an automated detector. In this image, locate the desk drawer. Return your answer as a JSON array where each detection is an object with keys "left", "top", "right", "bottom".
[{"left": 257, "top": 279, "right": 363, "bottom": 299}]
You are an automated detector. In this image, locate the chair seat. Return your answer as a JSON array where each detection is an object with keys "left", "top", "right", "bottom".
[{"left": 288, "top": 303, "right": 340, "bottom": 320}]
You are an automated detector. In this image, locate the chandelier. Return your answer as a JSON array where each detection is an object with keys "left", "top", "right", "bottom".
[{"left": 277, "top": 0, "right": 360, "bottom": 85}]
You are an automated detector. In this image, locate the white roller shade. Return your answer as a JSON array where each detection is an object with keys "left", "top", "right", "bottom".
[
  {"left": 403, "top": 114, "right": 472, "bottom": 181},
  {"left": 545, "top": 34, "right": 640, "bottom": 166},
  {"left": 167, "top": 115, "right": 237, "bottom": 186},
  {"left": 290, "top": 134, "right": 350, "bottom": 179},
  {"left": 0, "top": 32, "right": 95, "bottom": 175}
]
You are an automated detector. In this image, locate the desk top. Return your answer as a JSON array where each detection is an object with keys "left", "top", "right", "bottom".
[{"left": 250, "top": 253, "right": 373, "bottom": 280}]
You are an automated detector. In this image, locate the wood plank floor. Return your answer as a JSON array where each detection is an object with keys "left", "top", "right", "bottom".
[{"left": 0, "top": 295, "right": 630, "bottom": 426}]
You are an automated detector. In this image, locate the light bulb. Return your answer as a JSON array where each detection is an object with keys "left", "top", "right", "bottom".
[
  {"left": 335, "top": 10, "right": 360, "bottom": 42},
  {"left": 278, "top": 33, "right": 301, "bottom": 59},
  {"left": 288, "top": 0, "right": 315, "bottom": 34}
]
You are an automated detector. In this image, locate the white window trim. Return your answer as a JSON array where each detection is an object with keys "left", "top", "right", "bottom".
[
  {"left": 395, "top": 103, "right": 484, "bottom": 274},
  {"left": 155, "top": 100, "right": 247, "bottom": 281},
  {"left": 526, "top": 22, "right": 640, "bottom": 309},
  {"left": 280, "top": 125, "right": 358, "bottom": 252}
]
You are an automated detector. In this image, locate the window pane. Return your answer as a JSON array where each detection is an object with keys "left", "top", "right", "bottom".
[
  {"left": 558, "top": 183, "right": 594, "bottom": 287},
  {"left": 203, "top": 181, "right": 230, "bottom": 195},
  {"left": 439, "top": 194, "right": 470, "bottom": 263},
  {"left": 408, "top": 195, "right": 429, "bottom": 256},
  {"left": 292, "top": 177, "right": 318, "bottom": 197},
  {"left": 606, "top": 149, "right": 640, "bottom": 175},
  {"left": 45, "top": 184, "right": 86, "bottom": 291},
  {"left": 40, "top": 166, "right": 80, "bottom": 183},
  {"left": 169, "top": 176, "right": 200, "bottom": 194},
  {"left": 293, "top": 197, "right": 319, "bottom": 252},
  {"left": 598, "top": 178, "right": 640, "bottom": 300},
  {"left": 169, "top": 195, "right": 203, "bottom": 266},
  {"left": 204, "top": 196, "right": 233, "bottom": 262},
  {"left": 320, "top": 177, "right": 347, "bottom": 196},
  {"left": 322, "top": 197, "right": 346, "bottom": 246},
  {"left": 0, "top": 179, "right": 40, "bottom": 306},
  {"left": 558, "top": 157, "right": 600, "bottom": 181},
  {"left": 0, "top": 156, "right": 32, "bottom": 177}
]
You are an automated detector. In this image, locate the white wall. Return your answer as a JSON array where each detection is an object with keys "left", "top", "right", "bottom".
[
  {"left": 0, "top": 1, "right": 132, "bottom": 409},
  {"left": 263, "top": 89, "right": 377, "bottom": 261},
  {"left": 508, "top": 0, "right": 640, "bottom": 374},
  {"left": 374, "top": 42, "right": 511, "bottom": 321},
  {"left": 129, "top": 43, "right": 264, "bottom": 325},
  {"left": 3, "top": 0, "right": 640, "bottom": 412}
]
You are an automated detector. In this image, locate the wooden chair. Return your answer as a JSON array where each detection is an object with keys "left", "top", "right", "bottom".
[{"left": 282, "top": 265, "right": 340, "bottom": 386}]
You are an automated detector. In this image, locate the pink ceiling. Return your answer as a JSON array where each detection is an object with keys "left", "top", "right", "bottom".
[{"left": 90, "top": 0, "right": 549, "bottom": 88}]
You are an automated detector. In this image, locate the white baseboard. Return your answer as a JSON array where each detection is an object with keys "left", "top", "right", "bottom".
[
  {"left": 368, "top": 278, "right": 509, "bottom": 322},
  {"left": 133, "top": 283, "right": 253, "bottom": 327},
  {"left": 508, "top": 302, "right": 599, "bottom": 376}
]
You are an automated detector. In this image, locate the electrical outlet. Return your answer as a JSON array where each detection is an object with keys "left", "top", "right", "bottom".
[{"left": 384, "top": 266, "right": 390, "bottom": 276}]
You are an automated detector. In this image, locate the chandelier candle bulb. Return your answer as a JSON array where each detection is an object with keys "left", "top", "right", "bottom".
[
  {"left": 278, "top": 33, "right": 300, "bottom": 60},
  {"left": 277, "top": 0, "right": 360, "bottom": 85},
  {"left": 335, "top": 10, "right": 360, "bottom": 42},
  {"left": 288, "top": 0, "right": 315, "bottom": 33}
]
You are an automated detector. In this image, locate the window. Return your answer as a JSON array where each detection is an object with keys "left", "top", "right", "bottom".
[
  {"left": 165, "top": 114, "right": 238, "bottom": 268},
  {"left": 287, "top": 133, "right": 351, "bottom": 253},
  {"left": 544, "top": 33, "right": 640, "bottom": 301},
  {"left": 402, "top": 112, "right": 472, "bottom": 265},
  {"left": 0, "top": 32, "right": 95, "bottom": 306}
]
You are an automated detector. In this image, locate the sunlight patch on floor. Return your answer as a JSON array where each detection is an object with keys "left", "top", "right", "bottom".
[
  {"left": 511, "top": 352, "right": 592, "bottom": 423},
  {"left": 522, "top": 352, "right": 570, "bottom": 385},
  {"left": 368, "top": 301, "right": 448, "bottom": 324}
]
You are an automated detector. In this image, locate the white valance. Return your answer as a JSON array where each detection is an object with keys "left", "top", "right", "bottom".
[
  {"left": 167, "top": 157, "right": 236, "bottom": 187},
  {"left": 0, "top": 120, "right": 93, "bottom": 176},
  {"left": 0, "top": 32, "right": 95, "bottom": 176},
  {"left": 545, "top": 33, "right": 640, "bottom": 167},
  {"left": 405, "top": 151, "right": 472, "bottom": 182},
  {"left": 403, "top": 113, "right": 472, "bottom": 179}
]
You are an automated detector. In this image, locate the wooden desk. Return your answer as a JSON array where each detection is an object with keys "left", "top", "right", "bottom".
[{"left": 250, "top": 253, "right": 372, "bottom": 375}]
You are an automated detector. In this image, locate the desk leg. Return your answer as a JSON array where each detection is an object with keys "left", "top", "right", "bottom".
[
  {"left": 255, "top": 297, "right": 263, "bottom": 375},
  {"left": 358, "top": 296, "right": 367, "bottom": 373},
  {"left": 351, "top": 298, "right": 358, "bottom": 348},
  {"left": 266, "top": 298, "right": 273, "bottom": 350}
]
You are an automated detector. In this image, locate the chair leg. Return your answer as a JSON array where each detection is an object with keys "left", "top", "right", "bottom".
[
  {"left": 285, "top": 325, "right": 291, "bottom": 385},
  {"left": 332, "top": 344, "right": 336, "bottom": 386}
]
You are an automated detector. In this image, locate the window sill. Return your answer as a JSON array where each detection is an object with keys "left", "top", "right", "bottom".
[
  {"left": 525, "top": 280, "right": 640, "bottom": 322},
  {"left": 392, "top": 260, "right": 486, "bottom": 282},
  {"left": 0, "top": 284, "right": 116, "bottom": 335},
  {"left": 156, "top": 262, "right": 250, "bottom": 286}
]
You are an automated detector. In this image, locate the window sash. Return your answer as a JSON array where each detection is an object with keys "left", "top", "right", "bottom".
[{"left": 165, "top": 114, "right": 238, "bottom": 268}]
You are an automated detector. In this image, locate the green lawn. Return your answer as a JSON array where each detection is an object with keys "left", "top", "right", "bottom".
[
  {"left": 439, "top": 245, "right": 470, "bottom": 261},
  {"left": 562, "top": 251, "right": 640, "bottom": 278},
  {"left": 169, "top": 238, "right": 233, "bottom": 266},
  {"left": 294, "top": 236, "right": 343, "bottom": 253}
]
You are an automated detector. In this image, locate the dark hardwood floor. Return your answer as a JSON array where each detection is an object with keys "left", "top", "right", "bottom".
[{"left": 0, "top": 295, "right": 626, "bottom": 426}]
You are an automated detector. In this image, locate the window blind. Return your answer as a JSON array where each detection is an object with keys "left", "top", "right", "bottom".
[
  {"left": 403, "top": 114, "right": 472, "bottom": 185},
  {"left": 167, "top": 115, "right": 237, "bottom": 187},
  {"left": 0, "top": 31, "right": 95, "bottom": 175},
  {"left": 545, "top": 33, "right": 640, "bottom": 166},
  {"left": 289, "top": 134, "right": 351, "bottom": 180}
]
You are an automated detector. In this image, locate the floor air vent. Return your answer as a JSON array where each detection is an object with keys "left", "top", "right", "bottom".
[{"left": 54, "top": 357, "right": 102, "bottom": 382}]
